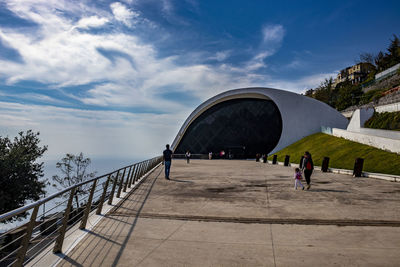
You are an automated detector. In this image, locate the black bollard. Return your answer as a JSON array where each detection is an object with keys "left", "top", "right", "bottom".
[
  {"left": 284, "top": 155, "right": 290, "bottom": 166},
  {"left": 299, "top": 156, "right": 304, "bottom": 169},
  {"left": 263, "top": 156, "right": 267, "bottom": 163},
  {"left": 353, "top": 158, "right": 364, "bottom": 177},
  {"left": 272, "top": 155, "right": 277, "bottom": 164},
  {"left": 321, "top": 157, "right": 330, "bottom": 172}
]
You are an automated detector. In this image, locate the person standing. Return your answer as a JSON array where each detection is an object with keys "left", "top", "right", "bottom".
[
  {"left": 163, "top": 144, "right": 173, "bottom": 180},
  {"left": 185, "top": 151, "right": 191, "bottom": 163},
  {"left": 208, "top": 152, "right": 212, "bottom": 160},
  {"left": 302, "top": 151, "right": 314, "bottom": 190}
]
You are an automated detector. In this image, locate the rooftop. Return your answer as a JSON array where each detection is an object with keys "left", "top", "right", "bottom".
[{"left": 36, "top": 160, "right": 400, "bottom": 266}]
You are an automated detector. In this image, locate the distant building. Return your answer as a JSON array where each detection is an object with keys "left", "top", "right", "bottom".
[{"left": 333, "top": 62, "right": 375, "bottom": 88}]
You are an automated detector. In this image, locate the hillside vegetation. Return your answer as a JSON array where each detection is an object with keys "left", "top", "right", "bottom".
[
  {"left": 364, "top": 111, "right": 400, "bottom": 130},
  {"left": 268, "top": 133, "right": 400, "bottom": 175},
  {"left": 304, "top": 34, "right": 400, "bottom": 111}
]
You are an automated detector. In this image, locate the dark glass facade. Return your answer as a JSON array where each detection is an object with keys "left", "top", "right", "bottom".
[{"left": 175, "top": 98, "right": 282, "bottom": 158}]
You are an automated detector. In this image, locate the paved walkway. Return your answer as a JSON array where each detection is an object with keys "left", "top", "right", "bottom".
[{"left": 58, "top": 160, "right": 400, "bottom": 266}]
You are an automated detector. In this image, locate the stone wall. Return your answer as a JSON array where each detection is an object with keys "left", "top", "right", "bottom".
[{"left": 363, "top": 72, "right": 400, "bottom": 93}]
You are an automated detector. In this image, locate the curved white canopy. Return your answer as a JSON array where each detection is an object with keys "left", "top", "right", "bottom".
[{"left": 172, "top": 87, "right": 348, "bottom": 154}]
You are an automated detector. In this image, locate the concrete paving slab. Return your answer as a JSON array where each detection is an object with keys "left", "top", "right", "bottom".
[
  {"left": 56, "top": 160, "right": 400, "bottom": 266},
  {"left": 136, "top": 240, "right": 275, "bottom": 267}
]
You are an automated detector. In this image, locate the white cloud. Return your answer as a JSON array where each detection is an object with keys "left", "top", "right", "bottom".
[
  {"left": 0, "top": 101, "right": 187, "bottom": 161},
  {"left": 110, "top": 2, "right": 139, "bottom": 27},
  {"left": 262, "top": 24, "right": 285, "bottom": 44},
  {"left": 244, "top": 51, "right": 273, "bottom": 71},
  {"left": 208, "top": 51, "right": 231, "bottom": 62},
  {"left": 76, "top": 16, "right": 109, "bottom": 29},
  {"left": 0, "top": 91, "right": 69, "bottom": 105},
  {"left": 161, "top": 0, "right": 174, "bottom": 15},
  {"left": 0, "top": 0, "right": 263, "bottom": 110}
]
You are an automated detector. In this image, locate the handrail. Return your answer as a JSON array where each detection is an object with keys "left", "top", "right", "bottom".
[
  {"left": 0, "top": 158, "right": 157, "bottom": 222},
  {"left": 0, "top": 155, "right": 163, "bottom": 267}
]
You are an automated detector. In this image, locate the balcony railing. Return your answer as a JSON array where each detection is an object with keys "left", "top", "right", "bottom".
[{"left": 0, "top": 156, "right": 163, "bottom": 267}]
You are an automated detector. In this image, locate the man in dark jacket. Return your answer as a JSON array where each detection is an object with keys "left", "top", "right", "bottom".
[
  {"left": 163, "top": 144, "right": 173, "bottom": 180},
  {"left": 301, "top": 151, "right": 314, "bottom": 190}
]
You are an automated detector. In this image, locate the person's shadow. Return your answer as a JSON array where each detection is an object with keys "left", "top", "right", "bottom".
[{"left": 169, "top": 178, "right": 193, "bottom": 183}]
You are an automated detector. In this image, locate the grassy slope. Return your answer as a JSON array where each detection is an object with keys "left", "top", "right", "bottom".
[{"left": 268, "top": 133, "right": 400, "bottom": 175}]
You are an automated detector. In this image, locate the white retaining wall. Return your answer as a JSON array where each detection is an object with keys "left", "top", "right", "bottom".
[
  {"left": 375, "top": 63, "right": 400, "bottom": 80},
  {"left": 346, "top": 108, "right": 374, "bottom": 131},
  {"left": 332, "top": 128, "right": 400, "bottom": 154},
  {"left": 375, "top": 102, "right": 400, "bottom": 113}
]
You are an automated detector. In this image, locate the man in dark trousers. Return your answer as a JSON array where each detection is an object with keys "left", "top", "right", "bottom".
[{"left": 163, "top": 144, "right": 173, "bottom": 180}]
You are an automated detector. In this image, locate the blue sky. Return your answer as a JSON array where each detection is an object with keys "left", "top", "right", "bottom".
[{"left": 0, "top": 0, "right": 399, "bottom": 169}]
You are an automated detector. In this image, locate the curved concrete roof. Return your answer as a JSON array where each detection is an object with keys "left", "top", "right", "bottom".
[{"left": 172, "top": 87, "right": 348, "bottom": 154}]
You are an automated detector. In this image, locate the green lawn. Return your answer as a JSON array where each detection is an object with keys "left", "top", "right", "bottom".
[{"left": 268, "top": 133, "right": 400, "bottom": 175}]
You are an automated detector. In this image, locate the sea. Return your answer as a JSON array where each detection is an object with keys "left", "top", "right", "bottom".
[{"left": 0, "top": 157, "right": 142, "bottom": 233}]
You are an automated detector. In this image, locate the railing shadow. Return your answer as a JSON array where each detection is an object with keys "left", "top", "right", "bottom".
[
  {"left": 111, "top": 167, "right": 162, "bottom": 266},
  {"left": 57, "top": 166, "right": 162, "bottom": 266}
]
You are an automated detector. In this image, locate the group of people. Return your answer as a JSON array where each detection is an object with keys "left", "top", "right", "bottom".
[
  {"left": 163, "top": 145, "right": 315, "bottom": 190},
  {"left": 293, "top": 151, "right": 314, "bottom": 190}
]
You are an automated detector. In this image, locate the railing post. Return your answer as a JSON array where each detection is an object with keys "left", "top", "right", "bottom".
[
  {"left": 53, "top": 187, "right": 76, "bottom": 254},
  {"left": 96, "top": 174, "right": 111, "bottom": 215},
  {"left": 137, "top": 162, "right": 144, "bottom": 182},
  {"left": 123, "top": 166, "right": 132, "bottom": 192},
  {"left": 108, "top": 170, "right": 120, "bottom": 205},
  {"left": 128, "top": 164, "right": 137, "bottom": 188},
  {"left": 13, "top": 206, "right": 39, "bottom": 267},
  {"left": 116, "top": 168, "right": 126, "bottom": 198},
  {"left": 79, "top": 180, "right": 97, "bottom": 230},
  {"left": 134, "top": 163, "right": 141, "bottom": 184},
  {"left": 143, "top": 161, "right": 148, "bottom": 175}
]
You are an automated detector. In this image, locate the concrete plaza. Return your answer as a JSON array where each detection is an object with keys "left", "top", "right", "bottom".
[{"left": 57, "top": 160, "right": 400, "bottom": 266}]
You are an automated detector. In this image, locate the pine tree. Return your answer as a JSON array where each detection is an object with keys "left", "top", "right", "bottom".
[{"left": 0, "top": 131, "right": 47, "bottom": 222}]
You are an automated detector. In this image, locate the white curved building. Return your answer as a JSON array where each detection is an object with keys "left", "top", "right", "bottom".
[{"left": 172, "top": 87, "right": 348, "bottom": 158}]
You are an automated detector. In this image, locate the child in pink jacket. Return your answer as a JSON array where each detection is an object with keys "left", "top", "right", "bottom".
[{"left": 294, "top": 168, "right": 305, "bottom": 190}]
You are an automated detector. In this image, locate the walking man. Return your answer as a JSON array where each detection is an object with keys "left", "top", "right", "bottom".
[
  {"left": 163, "top": 144, "right": 173, "bottom": 180},
  {"left": 185, "top": 151, "right": 191, "bottom": 163}
]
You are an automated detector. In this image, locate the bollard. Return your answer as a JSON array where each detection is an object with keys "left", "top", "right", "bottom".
[
  {"left": 299, "top": 156, "right": 304, "bottom": 169},
  {"left": 322, "top": 157, "right": 330, "bottom": 172},
  {"left": 353, "top": 158, "right": 364, "bottom": 177},
  {"left": 272, "top": 155, "right": 277, "bottom": 164},
  {"left": 263, "top": 156, "right": 267, "bottom": 163},
  {"left": 284, "top": 155, "right": 290, "bottom": 166}
]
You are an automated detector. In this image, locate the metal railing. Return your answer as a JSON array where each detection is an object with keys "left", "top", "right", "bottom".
[{"left": 0, "top": 156, "right": 163, "bottom": 267}]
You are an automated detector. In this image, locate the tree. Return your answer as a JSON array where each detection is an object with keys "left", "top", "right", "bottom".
[
  {"left": 52, "top": 153, "right": 96, "bottom": 209},
  {"left": 304, "top": 89, "right": 314, "bottom": 97},
  {"left": 313, "top": 78, "right": 334, "bottom": 106},
  {"left": 0, "top": 130, "right": 48, "bottom": 222},
  {"left": 374, "top": 51, "right": 386, "bottom": 71},
  {"left": 335, "top": 80, "right": 363, "bottom": 111},
  {"left": 374, "top": 34, "right": 400, "bottom": 72},
  {"left": 356, "top": 52, "right": 376, "bottom": 66},
  {"left": 387, "top": 34, "right": 400, "bottom": 67}
]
